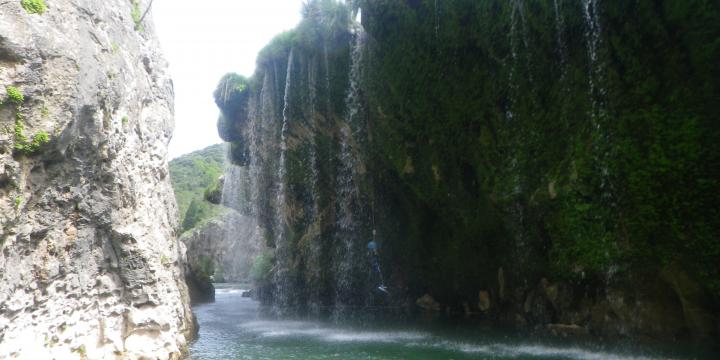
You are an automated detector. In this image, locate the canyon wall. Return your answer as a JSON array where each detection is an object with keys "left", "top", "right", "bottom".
[
  {"left": 218, "top": 0, "right": 719, "bottom": 344},
  {"left": 0, "top": 1, "right": 194, "bottom": 358}
]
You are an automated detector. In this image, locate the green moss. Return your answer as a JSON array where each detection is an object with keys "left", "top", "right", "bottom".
[
  {"left": 121, "top": 116, "right": 129, "bottom": 125},
  {"left": 13, "top": 196, "right": 22, "bottom": 209},
  {"left": 5, "top": 86, "right": 48, "bottom": 156},
  {"left": 250, "top": 250, "right": 275, "bottom": 284},
  {"left": 356, "top": 0, "right": 720, "bottom": 297},
  {"left": 21, "top": 0, "right": 46, "bottom": 15},
  {"left": 14, "top": 120, "right": 49, "bottom": 156},
  {"left": 131, "top": 0, "right": 143, "bottom": 31},
  {"left": 5, "top": 86, "right": 23, "bottom": 104}
]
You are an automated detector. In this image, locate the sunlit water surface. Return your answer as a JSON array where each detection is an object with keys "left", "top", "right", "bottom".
[{"left": 190, "top": 284, "right": 706, "bottom": 360}]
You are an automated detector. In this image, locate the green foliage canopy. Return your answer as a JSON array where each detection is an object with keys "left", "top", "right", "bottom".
[{"left": 169, "top": 144, "right": 226, "bottom": 231}]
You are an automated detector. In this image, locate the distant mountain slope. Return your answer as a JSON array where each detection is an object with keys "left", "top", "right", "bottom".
[{"left": 170, "top": 144, "right": 226, "bottom": 231}]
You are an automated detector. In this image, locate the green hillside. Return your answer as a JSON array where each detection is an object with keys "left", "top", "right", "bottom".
[{"left": 169, "top": 144, "right": 226, "bottom": 232}]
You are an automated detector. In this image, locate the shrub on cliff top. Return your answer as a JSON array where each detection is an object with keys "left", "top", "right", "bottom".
[
  {"left": 213, "top": 73, "right": 250, "bottom": 117},
  {"left": 297, "top": 0, "right": 350, "bottom": 47},
  {"left": 21, "top": 0, "right": 46, "bottom": 14},
  {"left": 256, "top": 30, "right": 296, "bottom": 67}
]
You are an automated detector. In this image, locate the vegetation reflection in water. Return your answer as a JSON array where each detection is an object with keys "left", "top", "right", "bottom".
[{"left": 190, "top": 285, "right": 693, "bottom": 360}]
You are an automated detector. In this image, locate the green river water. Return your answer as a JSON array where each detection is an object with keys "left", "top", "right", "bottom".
[{"left": 189, "top": 285, "right": 710, "bottom": 360}]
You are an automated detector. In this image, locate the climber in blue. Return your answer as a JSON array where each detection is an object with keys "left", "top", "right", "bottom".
[{"left": 367, "top": 231, "right": 388, "bottom": 294}]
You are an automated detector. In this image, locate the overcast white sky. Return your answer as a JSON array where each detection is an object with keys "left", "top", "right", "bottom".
[{"left": 152, "top": 0, "right": 304, "bottom": 159}]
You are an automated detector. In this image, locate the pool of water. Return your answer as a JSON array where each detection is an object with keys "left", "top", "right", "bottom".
[{"left": 189, "top": 285, "right": 707, "bottom": 360}]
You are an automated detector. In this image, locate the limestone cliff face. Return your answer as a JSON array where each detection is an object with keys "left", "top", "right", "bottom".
[
  {"left": 181, "top": 210, "right": 263, "bottom": 285},
  {"left": 0, "top": 1, "right": 194, "bottom": 358}
]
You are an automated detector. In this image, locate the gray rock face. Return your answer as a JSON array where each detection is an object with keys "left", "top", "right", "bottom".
[
  {"left": 181, "top": 210, "right": 264, "bottom": 284},
  {"left": 0, "top": 1, "right": 195, "bottom": 358}
]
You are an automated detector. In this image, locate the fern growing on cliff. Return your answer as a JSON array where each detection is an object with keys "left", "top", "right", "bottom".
[
  {"left": 21, "top": 0, "right": 46, "bottom": 15},
  {"left": 4, "top": 87, "right": 49, "bottom": 156},
  {"left": 5, "top": 86, "right": 23, "bottom": 104},
  {"left": 14, "top": 119, "right": 49, "bottom": 156}
]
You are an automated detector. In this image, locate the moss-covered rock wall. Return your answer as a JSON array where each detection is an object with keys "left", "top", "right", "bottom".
[{"left": 218, "top": 0, "right": 719, "bottom": 342}]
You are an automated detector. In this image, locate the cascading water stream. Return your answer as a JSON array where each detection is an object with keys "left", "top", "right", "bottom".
[
  {"left": 434, "top": 0, "right": 439, "bottom": 39},
  {"left": 581, "top": 0, "right": 611, "bottom": 182},
  {"left": 552, "top": 0, "right": 572, "bottom": 135},
  {"left": 333, "top": 22, "right": 369, "bottom": 315},
  {"left": 505, "top": 0, "right": 532, "bottom": 278},
  {"left": 583, "top": 0, "right": 605, "bottom": 123},
  {"left": 553, "top": 0, "right": 567, "bottom": 79},
  {"left": 516, "top": 1, "right": 534, "bottom": 87},
  {"left": 324, "top": 42, "right": 332, "bottom": 116},
  {"left": 244, "top": 84, "right": 263, "bottom": 219},
  {"left": 307, "top": 55, "right": 320, "bottom": 221},
  {"left": 272, "top": 48, "right": 295, "bottom": 312},
  {"left": 582, "top": 0, "right": 619, "bottom": 282},
  {"left": 305, "top": 54, "right": 323, "bottom": 313},
  {"left": 506, "top": 0, "right": 523, "bottom": 123},
  {"left": 220, "top": 155, "right": 243, "bottom": 212}
]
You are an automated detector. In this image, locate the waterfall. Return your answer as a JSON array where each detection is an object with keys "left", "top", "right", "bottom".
[
  {"left": 553, "top": 0, "right": 567, "bottom": 77},
  {"left": 505, "top": 0, "right": 532, "bottom": 281},
  {"left": 333, "top": 22, "right": 369, "bottom": 315},
  {"left": 219, "top": 147, "right": 244, "bottom": 282},
  {"left": 324, "top": 42, "right": 332, "bottom": 116},
  {"left": 582, "top": 0, "right": 611, "bottom": 183},
  {"left": 506, "top": 1, "right": 522, "bottom": 194},
  {"left": 272, "top": 48, "right": 295, "bottom": 312},
  {"left": 583, "top": 0, "right": 605, "bottom": 123},
  {"left": 307, "top": 54, "right": 320, "bottom": 224},
  {"left": 244, "top": 84, "right": 262, "bottom": 219},
  {"left": 305, "top": 54, "right": 323, "bottom": 313},
  {"left": 582, "top": 0, "right": 619, "bottom": 279},
  {"left": 220, "top": 157, "right": 242, "bottom": 212},
  {"left": 553, "top": 0, "right": 571, "bottom": 135},
  {"left": 434, "top": 0, "right": 440, "bottom": 39},
  {"left": 506, "top": 0, "right": 521, "bottom": 123},
  {"left": 517, "top": 1, "right": 534, "bottom": 86}
]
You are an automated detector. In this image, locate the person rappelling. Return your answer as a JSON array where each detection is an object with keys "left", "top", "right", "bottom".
[{"left": 367, "top": 229, "right": 388, "bottom": 294}]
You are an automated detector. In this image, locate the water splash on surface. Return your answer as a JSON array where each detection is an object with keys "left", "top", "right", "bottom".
[{"left": 191, "top": 288, "right": 689, "bottom": 360}]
